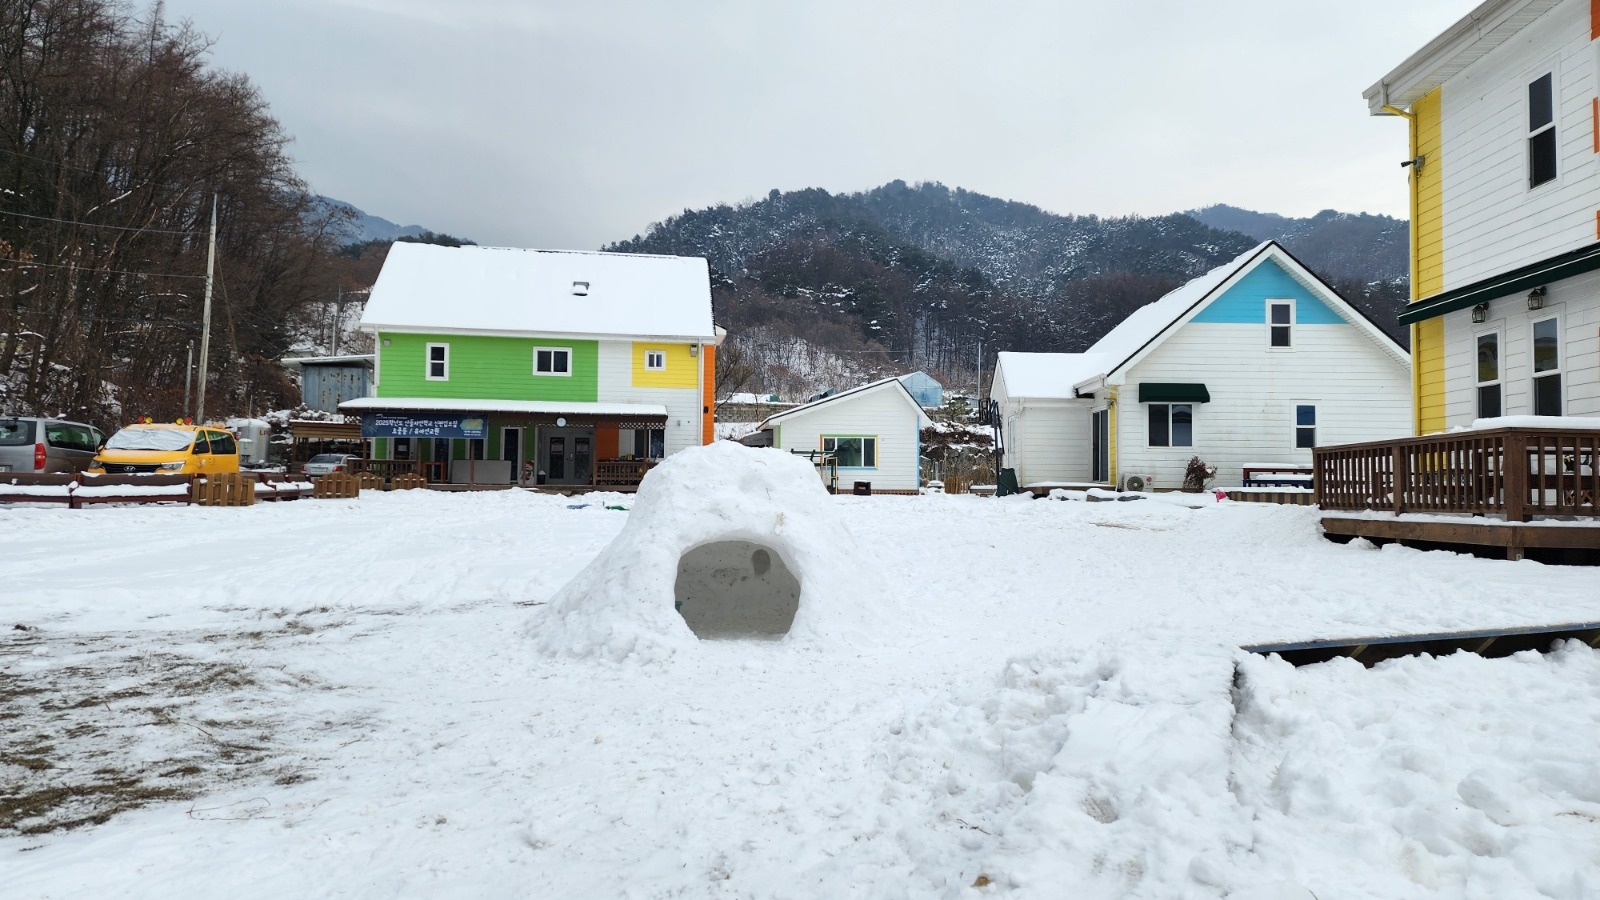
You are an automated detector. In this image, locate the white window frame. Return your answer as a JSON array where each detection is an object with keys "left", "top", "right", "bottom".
[
  {"left": 534, "top": 346, "right": 572, "bottom": 377},
  {"left": 1294, "top": 404, "right": 1316, "bottom": 449},
  {"left": 1525, "top": 66, "right": 1558, "bottom": 191},
  {"left": 1146, "top": 403, "right": 1194, "bottom": 448},
  {"left": 1474, "top": 326, "right": 1503, "bottom": 419},
  {"left": 1529, "top": 312, "right": 1563, "bottom": 417},
  {"left": 425, "top": 342, "right": 449, "bottom": 381},
  {"left": 821, "top": 435, "right": 878, "bottom": 469},
  {"left": 1267, "top": 299, "right": 1294, "bottom": 349},
  {"left": 644, "top": 349, "right": 667, "bottom": 371}
]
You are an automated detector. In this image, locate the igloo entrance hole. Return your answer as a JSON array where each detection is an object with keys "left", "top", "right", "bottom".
[{"left": 674, "top": 540, "right": 801, "bottom": 639}]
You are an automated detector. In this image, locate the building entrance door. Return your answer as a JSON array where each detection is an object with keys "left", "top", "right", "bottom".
[{"left": 537, "top": 427, "right": 595, "bottom": 485}]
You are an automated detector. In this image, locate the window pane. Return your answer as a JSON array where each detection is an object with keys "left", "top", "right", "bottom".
[
  {"left": 1296, "top": 426, "right": 1316, "bottom": 449},
  {"left": 1476, "top": 334, "right": 1498, "bottom": 383},
  {"left": 1530, "top": 128, "right": 1557, "bottom": 187},
  {"left": 554, "top": 351, "right": 569, "bottom": 373},
  {"left": 831, "top": 438, "right": 863, "bottom": 467},
  {"left": 1478, "top": 384, "right": 1501, "bottom": 419},
  {"left": 429, "top": 345, "right": 445, "bottom": 362},
  {"left": 430, "top": 362, "right": 445, "bottom": 378},
  {"left": 822, "top": 437, "right": 836, "bottom": 453},
  {"left": 1271, "top": 325, "right": 1291, "bottom": 348},
  {"left": 1534, "top": 374, "right": 1562, "bottom": 417},
  {"left": 1270, "top": 304, "right": 1291, "bottom": 325},
  {"left": 1528, "top": 73, "right": 1553, "bottom": 130},
  {"left": 1532, "top": 318, "right": 1559, "bottom": 373},
  {"left": 536, "top": 349, "right": 551, "bottom": 372},
  {"left": 862, "top": 438, "right": 876, "bottom": 468},
  {"left": 1171, "top": 405, "right": 1193, "bottom": 447},
  {"left": 1296, "top": 405, "right": 1315, "bottom": 426},
  {"left": 1148, "top": 404, "right": 1169, "bottom": 447}
]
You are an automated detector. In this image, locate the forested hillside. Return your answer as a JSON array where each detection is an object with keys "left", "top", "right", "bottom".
[{"left": 611, "top": 182, "right": 1411, "bottom": 401}]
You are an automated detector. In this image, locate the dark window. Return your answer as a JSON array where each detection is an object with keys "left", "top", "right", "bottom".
[
  {"left": 1528, "top": 73, "right": 1556, "bottom": 188},
  {"left": 632, "top": 427, "right": 665, "bottom": 459},
  {"left": 394, "top": 438, "right": 412, "bottom": 460},
  {"left": 1296, "top": 405, "right": 1316, "bottom": 449},
  {"left": 0, "top": 419, "right": 36, "bottom": 446},
  {"left": 191, "top": 432, "right": 211, "bottom": 455},
  {"left": 822, "top": 436, "right": 876, "bottom": 468},
  {"left": 535, "top": 348, "right": 571, "bottom": 374},
  {"left": 468, "top": 438, "right": 485, "bottom": 460},
  {"left": 1148, "top": 404, "right": 1192, "bottom": 447},
  {"left": 1269, "top": 302, "right": 1292, "bottom": 347},
  {"left": 208, "top": 432, "right": 237, "bottom": 455},
  {"left": 427, "top": 343, "right": 448, "bottom": 379},
  {"left": 1532, "top": 317, "right": 1561, "bottom": 416},
  {"left": 1478, "top": 385, "right": 1502, "bottom": 418},
  {"left": 1476, "top": 332, "right": 1499, "bottom": 383}
]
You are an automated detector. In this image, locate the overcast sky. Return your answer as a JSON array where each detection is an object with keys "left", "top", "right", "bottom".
[{"left": 156, "top": 0, "right": 1468, "bottom": 250}]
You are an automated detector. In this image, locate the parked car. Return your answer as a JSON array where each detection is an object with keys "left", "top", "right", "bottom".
[
  {"left": 89, "top": 423, "right": 240, "bottom": 475},
  {"left": 0, "top": 416, "right": 106, "bottom": 474},
  {"left": 301, "top": 453, "right": 356, "bottom": 477}
]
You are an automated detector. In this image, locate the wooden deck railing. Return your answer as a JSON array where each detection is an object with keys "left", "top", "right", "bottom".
[
  {"left": 594, "top": 458, "right": 656, "bottom": 486},
  {"left": 347, "top": 458, "right": 445, "bottom": 483},
  {"left": 1314, "top": 427, "right": 1600, "bottom": 520}
]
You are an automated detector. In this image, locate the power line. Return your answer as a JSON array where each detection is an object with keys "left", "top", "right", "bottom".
[{"left": 0, "top": 207, "right": 198, "bottom": 236}]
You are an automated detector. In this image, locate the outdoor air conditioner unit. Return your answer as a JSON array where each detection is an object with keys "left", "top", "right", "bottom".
[{"left": 1121, "top": 473, "right": 1156, "bottom": 493}]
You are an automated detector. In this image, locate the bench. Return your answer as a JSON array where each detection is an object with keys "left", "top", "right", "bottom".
[
  {"left": 254, "top": 473, "right": 314, "bottom": 501},
  {"left": 0, "top": 473, "right": 78, "bottom": 506},
  {"left": 1241, "top": 463, "right": 1314, "bottom": 489},
  {"left": 75, "top": 473, "right": 193, "bottom": 507}
]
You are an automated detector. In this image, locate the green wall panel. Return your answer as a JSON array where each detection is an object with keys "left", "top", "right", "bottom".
[{"left": 378, "top": 333, "right": 598, "bottom": 402}]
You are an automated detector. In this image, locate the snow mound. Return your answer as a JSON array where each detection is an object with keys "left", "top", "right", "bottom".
[{"left": 529, "top": 441, "right": 889, "bottom": 662}]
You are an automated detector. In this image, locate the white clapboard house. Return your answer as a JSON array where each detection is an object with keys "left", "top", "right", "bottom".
[
  {"left": 749, "top": 377, "right": 932, "bottom": 493},
  {"left": 990, "top": 241, "right": 1413, "bottom": 490}
]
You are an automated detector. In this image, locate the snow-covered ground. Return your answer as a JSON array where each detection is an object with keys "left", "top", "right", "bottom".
[{"left": 3, "top": 487, "right": 1598, "bottom": 898}]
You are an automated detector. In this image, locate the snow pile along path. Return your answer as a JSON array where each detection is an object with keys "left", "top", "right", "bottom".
[{"left": 529, "top": 441, "right": 892, "bottom": 662}]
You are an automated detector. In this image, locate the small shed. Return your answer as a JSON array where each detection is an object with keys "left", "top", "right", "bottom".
[
  {"left": 280, "top": 354, "right": 375, "bottom": 413},
  {"left": 897, "top": 371, "right": 944, "bottom": 409},
  {"left": 753, "top": 377, "right": 932, "bottom": 493}
]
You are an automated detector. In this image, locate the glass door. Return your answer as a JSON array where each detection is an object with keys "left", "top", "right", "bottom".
[
  {"left": 547, "top": 436, "right": 567, "bottom": 481},
  {"left": 1092, "top": 409, "right": 1109, "bottom": 483}
]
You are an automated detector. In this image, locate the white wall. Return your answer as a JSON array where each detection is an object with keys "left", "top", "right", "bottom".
[
  {"left": 990, "top": 360, "right": 1095, "bottom": 485},
  {"left": 771, "top": 386, "right": 923, "bottom": 490},
  {"left": 1440, "top": 1, "right": 1598, "bottom": 288},
  {"left": 1440, "top": 268, "right": 1600, "bottom": 426},
  {"left": 1113, "top": 321, "right": 1412, "bottom": 488},
  {"left": 597, "top": 341, "right": 704, "bottom": 456}
]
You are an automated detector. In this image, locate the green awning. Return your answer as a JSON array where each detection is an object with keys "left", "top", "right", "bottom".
[
  {"left": 1138, "top": 382, "right": 1210, "bottom": 403},
  {"left": 1398, "top": 241, "right": 1600, "bottom": 325}
]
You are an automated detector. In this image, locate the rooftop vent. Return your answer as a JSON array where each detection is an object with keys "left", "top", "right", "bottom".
[{"left": 571, "top": 281, "right": 590, "bottom": 296}]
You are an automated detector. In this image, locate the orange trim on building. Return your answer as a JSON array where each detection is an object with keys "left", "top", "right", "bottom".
[
  {"left": 1593, "top": 97, "right": 1599, "bottom": 152},
  {"left": 1592, "top": 0, "right": 1600, "bottom": 40},
  {"left": 595, "top": 425, "right": 619, "bottom": 459}
]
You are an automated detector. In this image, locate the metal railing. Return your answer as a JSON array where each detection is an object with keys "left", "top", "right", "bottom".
[{"left": 1314, "top": 427, "right": 1600, "bottom": 520}]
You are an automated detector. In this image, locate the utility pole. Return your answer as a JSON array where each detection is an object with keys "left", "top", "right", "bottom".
[
  {"left": 195, "top": 195, "right": 217, "bottom": 423},
  {"left": 331, "top": 288, "right": 344, "bottom": 356},
  {"left": 183, "top": 340, "right": 194, "bottom": 418}
]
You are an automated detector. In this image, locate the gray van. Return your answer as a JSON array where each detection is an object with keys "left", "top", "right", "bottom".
[{"left": 0, "top": 417, "right": 107, "bottom": 474}]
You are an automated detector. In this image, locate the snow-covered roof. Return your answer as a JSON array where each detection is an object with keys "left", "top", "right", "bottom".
[
  {"left": 1363, "top": 0, "right": 1562, "bottom": 115},
  {"left": 360, "top": 243, "right": 716, "bottom": 340},
  {"left": 994, "top": 352, "right": 1109, "bottom": 399},
  {"left": 339, "top": 397, "right": 668, "bottom": 418},
  {"left": 279, "top": 354, "right": 375, "bottom": 369},
  {"left": 757, "top": 377, "right": 933, "bottom": 430}
]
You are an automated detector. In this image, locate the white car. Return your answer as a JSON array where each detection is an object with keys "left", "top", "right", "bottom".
[{"left": 301, "top": 453, "right": 355, "bottom": 477}]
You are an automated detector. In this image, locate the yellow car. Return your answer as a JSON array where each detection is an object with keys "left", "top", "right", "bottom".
[{"left": 90, "top": 423, "right": 241, "bottom": 476}]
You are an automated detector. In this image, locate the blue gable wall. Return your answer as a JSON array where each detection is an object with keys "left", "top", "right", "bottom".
[{"left": 1189, "top": 259, "right": 1345, "bottom": 325}]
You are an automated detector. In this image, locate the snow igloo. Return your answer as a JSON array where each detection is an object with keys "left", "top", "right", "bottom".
[{"left": 529, "top": 441, "right": 886, "bottom": 662}]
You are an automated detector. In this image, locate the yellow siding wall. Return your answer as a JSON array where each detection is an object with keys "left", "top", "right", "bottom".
[
  {"left": 1410, "top": 87, "right": 1446, "bottom": 434},
  {"left": 1413, "top": 319, "right": 1446, "bottom": 434},
  {"left": 1413, "top": 88, "right": 1444, "bottom": 298},
  {"left": 631, "top": 342, "right": 698, "bottom": 389}
]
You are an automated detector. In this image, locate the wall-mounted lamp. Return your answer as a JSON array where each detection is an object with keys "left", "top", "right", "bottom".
[
  {"left": 1399, "top": 155, "right": 1426, "bottom": 170},
  {"left": 688, "top": 344, "right": 699, "bottom": 357},
  {"left": 1471, "top": 302, "right": 1489, "bottom": 324},
  {"left": 1526, "top": 286, "right": 1547, "bottom": 311},
  {"left": 571, "top": 281, "right": 590, "bottom": 296}
]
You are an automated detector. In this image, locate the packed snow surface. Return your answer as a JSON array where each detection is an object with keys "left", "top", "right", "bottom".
[{"left": 2, "top": 484, "right": 1598, "bottom": 898}]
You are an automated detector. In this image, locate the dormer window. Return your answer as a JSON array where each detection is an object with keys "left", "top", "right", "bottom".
[{"left": 1528, "top": 72, "right": 1556, "bottom": 188}]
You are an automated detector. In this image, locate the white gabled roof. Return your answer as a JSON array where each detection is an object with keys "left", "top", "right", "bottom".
[
  {"left": 1363, "top": 0, "right": 1563, "bottom": 115},
  {"left": 757, "top": 377, "right": 933, "bottom": 430},
  {"left": 360, "top": 243, "right": 716, "bottom": 340},
  {"left": 993, "top": 352, "right": 1109, "bottom": 400}
]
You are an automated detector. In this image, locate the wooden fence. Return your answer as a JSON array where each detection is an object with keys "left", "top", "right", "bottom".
[{"left": 1314, "top": 427, "right": 1600, "bottom": 520}]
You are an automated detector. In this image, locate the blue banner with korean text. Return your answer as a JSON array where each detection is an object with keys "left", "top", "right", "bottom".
[{"left": 360, "top": 413, "right": 487, "bottom": 439}]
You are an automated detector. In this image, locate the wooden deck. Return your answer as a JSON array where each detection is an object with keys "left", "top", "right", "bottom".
[
  {"left": 1314, "top": 426, "right": 1600, "bottom": 560},
  {"left": 1245, "top": 621, "right": 1600, "bottom": 668}
]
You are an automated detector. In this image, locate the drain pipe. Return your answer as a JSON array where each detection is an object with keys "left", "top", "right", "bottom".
[{"left": 1381, "top": 94, "right": 1421, "bottom": 435}]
